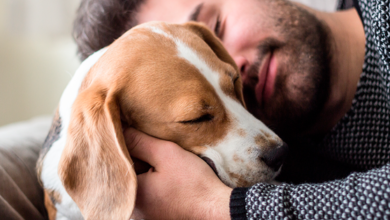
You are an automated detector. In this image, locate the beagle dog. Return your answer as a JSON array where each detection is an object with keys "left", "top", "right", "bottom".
[{"left": 37, "top": 21, "right": 288, "bottom": 220}]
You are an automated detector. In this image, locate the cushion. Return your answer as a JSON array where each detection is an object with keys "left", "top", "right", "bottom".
[{"left": 0, "top": 116, "right": 52, "bottom": 220}]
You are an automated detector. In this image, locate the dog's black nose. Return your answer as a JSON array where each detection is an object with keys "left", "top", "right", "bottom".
[{"left": 261, "top": 142, "right": 289, "bottom": 171}]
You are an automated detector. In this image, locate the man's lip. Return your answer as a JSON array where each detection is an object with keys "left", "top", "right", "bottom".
[{"left": 255, "top": 52, "right": 276, "bottom": 105}]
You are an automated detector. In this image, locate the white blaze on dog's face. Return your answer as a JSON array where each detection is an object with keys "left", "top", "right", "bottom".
[{"left": 95, "top": 22, "right": 286, "bottom": 187}]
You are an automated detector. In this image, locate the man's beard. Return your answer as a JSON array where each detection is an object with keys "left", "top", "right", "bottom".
[{"left": 243, "top": 1, "right": 332, "bottom": 139}]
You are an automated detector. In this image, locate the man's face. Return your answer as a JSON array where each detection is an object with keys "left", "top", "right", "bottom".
[{"left": 137, "top": 0, "right": 331, "bottom": 137}]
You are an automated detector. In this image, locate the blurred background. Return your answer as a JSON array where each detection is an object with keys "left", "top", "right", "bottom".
[
  {"left": 0, "top": 0, "right": 80, "bottom": 126},
  {"left": 0, "top": 0, "right": 338, "bottom": 126}
]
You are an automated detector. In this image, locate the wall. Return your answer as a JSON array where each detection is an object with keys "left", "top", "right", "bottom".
[
  {"left": 293, "top": 0, "right": 338, "bottom": 12},
  {"left": 0, "top": 0, "right": 81, "bottom": 126},
  {"left": 0, "top": 0, "right": 338, "bottom": 126}
]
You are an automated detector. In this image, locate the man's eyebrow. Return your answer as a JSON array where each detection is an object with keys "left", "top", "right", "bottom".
[{"left": 189, "top": 3, "right": 204, "bottom": 21}]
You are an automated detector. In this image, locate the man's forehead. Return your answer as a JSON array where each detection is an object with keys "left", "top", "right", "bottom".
[{"left": 137, "top": 0, "right": 206, "bottom": 24}]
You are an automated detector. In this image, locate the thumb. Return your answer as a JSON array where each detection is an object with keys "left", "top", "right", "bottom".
[{"left": 124, "top": 128, "right": 173, "bottom": 168}]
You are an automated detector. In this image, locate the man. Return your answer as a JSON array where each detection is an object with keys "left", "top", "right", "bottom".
[{"left": 73, "top": 0, "right": 389, "bottom": 219}]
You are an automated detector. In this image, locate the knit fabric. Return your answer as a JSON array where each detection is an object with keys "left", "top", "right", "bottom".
[
  {"left": 230, "top": 0, "right": 390, "bottom": 219},
  {"left": 321, "top": 0, "right": 390, "bottom": 171}
]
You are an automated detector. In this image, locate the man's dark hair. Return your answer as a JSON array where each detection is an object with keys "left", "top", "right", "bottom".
[{"left": 73, "top": 0, "right": 144, "bottom": 60}]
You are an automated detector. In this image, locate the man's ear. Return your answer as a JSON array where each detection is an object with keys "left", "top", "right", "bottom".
[
  {"left": 184, "top": 21, "right": 246, "bottom": 107},
  {"left": 58, "top": 81, "right": 136, "bottom": 220}
]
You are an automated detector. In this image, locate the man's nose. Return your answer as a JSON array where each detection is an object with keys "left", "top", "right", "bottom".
[
  {"left": 261, "top": 143, "right": 289, "bottom": 171},
  {"left": 233, "top": 56, "right": 249, "bottom": 77}
]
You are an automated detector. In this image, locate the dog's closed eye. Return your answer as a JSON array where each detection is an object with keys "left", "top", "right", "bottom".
[{"left": 179, "top": 114, "right": 214, "bottom": 124}]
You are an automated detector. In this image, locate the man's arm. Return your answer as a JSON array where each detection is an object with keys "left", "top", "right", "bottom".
[
  {"left": 125, "top": 128, "right": 390, "bottom": 219},
  {"left": 236, "top": 163, "right": 390, "bottom": 219}
]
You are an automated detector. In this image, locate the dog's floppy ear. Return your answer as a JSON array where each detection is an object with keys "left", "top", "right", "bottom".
[
  {"left": 58, "top": 81, "right": 136, "bottom": 220},
  {"left": 184, "top": 21, "right": 245, "bottom": 107}
]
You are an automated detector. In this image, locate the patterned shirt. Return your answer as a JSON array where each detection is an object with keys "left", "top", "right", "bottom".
[{"left": 230, "top": 0, "right": 390, "bottom": 219}]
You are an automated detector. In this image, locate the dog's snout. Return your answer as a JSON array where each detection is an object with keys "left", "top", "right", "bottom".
[{"left": 261, "top": 142, "right": 289, "bottom": 171}]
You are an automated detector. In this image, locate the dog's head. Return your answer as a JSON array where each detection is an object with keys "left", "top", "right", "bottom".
[{"left": 59, "top": 21, "right": 287, "bottom": 219}]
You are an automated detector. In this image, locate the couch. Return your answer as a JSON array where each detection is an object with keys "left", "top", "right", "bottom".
[{"left": 0, "top": 116, "right": 52, "bottom": 219}]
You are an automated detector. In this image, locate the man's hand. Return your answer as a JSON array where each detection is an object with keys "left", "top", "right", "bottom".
[{"left": 124, "top": 128, "right": 232, "bottom": 220}]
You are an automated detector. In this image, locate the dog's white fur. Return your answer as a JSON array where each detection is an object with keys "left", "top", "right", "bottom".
[
  {"left": 39, "top": 22, "right": 283, "bottom": 219},
  {"left": 41, "top": 49, "right": 108, "bottom": 220}
]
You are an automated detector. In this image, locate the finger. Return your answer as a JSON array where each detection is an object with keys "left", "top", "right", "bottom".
[
  {"left": 136, "top": 167, "right": 154, "bottom": 189},
  {"left": 124, "top": 128, "right": 159, "bottom": 167},
  {"left": 134, "top": 168, "right": 156, "bottom": 216},
  {"left": 124, "top": 128, "right": 174, "bottom": 168}
]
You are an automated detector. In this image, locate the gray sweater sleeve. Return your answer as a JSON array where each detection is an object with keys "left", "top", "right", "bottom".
[{"left": 230, "top": 163, "right": 390, "bottom": 219}]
